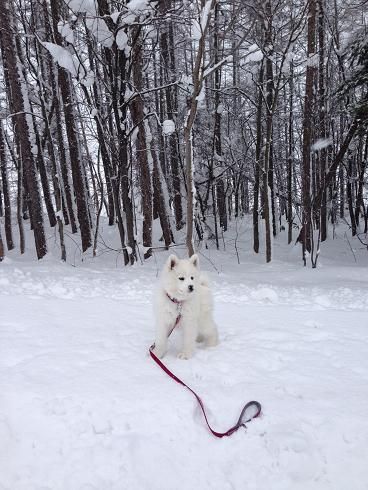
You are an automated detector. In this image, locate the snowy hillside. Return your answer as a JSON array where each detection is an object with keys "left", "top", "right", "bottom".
[{"left": 1, "top": 225, "right": 368, "bottom": 490}]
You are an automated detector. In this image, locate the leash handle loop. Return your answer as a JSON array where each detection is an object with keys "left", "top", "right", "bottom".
[{"left": 149, "top": 346, "right": 262, "bottom": 438}]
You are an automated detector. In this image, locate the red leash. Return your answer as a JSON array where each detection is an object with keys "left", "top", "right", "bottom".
[{"left": 149, "top": 303, "right": 262, "bottom": 438}]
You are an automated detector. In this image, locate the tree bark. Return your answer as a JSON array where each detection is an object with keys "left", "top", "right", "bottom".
[
  {"left": 130, "top": 28, "right": 153, "bottom": 259},
  {"left": 49, "top": 0, "right": 92, "bottom": 252},
  {"left": 0, "top": 121, "right": 14, "bottom": 251},
  {"left": 185, "top": 0, "right": 216, "bottom": 257},
  {"left": 301, "top": 0, "right": 317, "bottom": 262},
  {"left": 213, "top": 2, "right": 227, "bottom": 232},
  {"left": 253, "top": 63, "right": 264, "bottom": 254},
  {"left": 159, "top": 0, "right": 183, "bottom": 230},
  {"left": 263, "top": 0, "right": 274, "bottom": 263},
  {"left": 287, "top": 61, "right": 294, "bottom": 244},
  {"left": 318, "top": 0, "right": 327, "bottom": 241},
  {"left": 0, "top": 0, "right": 47, "bottom": 259}
]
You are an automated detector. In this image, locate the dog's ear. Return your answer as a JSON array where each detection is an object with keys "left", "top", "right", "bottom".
[
  {"left": 190, "top": 254, "right": 199, "bottom": 268},
  {"left": 167, "top": 254, "right": 178, "bottom": 270}
]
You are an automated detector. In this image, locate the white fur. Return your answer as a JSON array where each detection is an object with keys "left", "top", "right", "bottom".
[{"left": 152, "top": 254, "right": 219, "bottom": 359}]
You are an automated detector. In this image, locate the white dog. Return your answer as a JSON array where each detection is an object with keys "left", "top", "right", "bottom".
[{"left": 152, "top": 254, "right": 218, "bottom": 359}]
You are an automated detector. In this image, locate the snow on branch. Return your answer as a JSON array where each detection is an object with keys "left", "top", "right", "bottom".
[
  {"left": 42, "top": 42, "right": 94, "bottom": 86},
  {"left": 311, "top": 138, "right": 333, "bottom": 152}
]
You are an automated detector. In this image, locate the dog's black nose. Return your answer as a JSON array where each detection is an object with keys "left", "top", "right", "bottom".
[{"left": 188, "top": 285, "right": 194, "bottom": 292}]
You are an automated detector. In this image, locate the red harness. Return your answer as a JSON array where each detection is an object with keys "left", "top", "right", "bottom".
[{"left": 149, "top": 293, "right": 262, "bottom": 438}]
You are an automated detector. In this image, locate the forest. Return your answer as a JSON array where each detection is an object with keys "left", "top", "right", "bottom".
[{"left": 0, "top": 0, "right": 367, "bottom": 266}]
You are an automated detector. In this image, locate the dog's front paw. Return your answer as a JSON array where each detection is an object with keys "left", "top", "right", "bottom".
[
  {"left": 178, "top": 351, "right": 193, "bottom": 360},
  {"left": 205, "top": 336, "right": 219, "bottom": 347}
]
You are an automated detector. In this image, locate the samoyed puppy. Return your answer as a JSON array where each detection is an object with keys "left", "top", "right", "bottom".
[{"left": 152, "top": 254, "right": 218, "bottom": 359}]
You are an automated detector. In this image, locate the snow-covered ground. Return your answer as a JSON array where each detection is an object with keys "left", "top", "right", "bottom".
[{"left": 1, "top": 223, "right": 368, "bottom": 490}]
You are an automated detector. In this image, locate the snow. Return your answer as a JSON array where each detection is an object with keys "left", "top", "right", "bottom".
[
  {"left": 85, "top": 17, "right": 113, "bottom": 48},
  {"left": 58, "top": 21, "right": 75, "bottom": 45},
  {"left": 191, "top": 19, "right": 202, "bottom": 40},
  {"left": 1, "top": 223, "right": 368, "bottom": 489},
  {"left": 67, "top": 0, "right": 96, "bottom": 15},
  {"left": 42, "top": 42, "right": 94, "bottom": 86},
  {"left": 42, "top": 42, "right": 80, "bottom": 78},
  {"left": 195, "top": 86, "right": 206, "bottom": 104},
  {"left": 116, "top": 29, "right": 128, "bottom": 51},
  {"left": 127, "top": 0, "right": 150, "bottom": 12},
  {"left": 200, "top": 0, "right": 213, "bottom": 33},
  {"left": 162, "top": 119, "right": 176, "bottom": 136},
  {"left": 110, "top": 11, "right": 121, "bottom": 24},
  {"left": 306, "top": 53, "right": 319, "bottom": 67},
  {"left": 312, "top": 138, "right": 333, "bottom": 151},
  {"left": 66, "top": 0, "right": 114, "bottom": 47},
  {"left": 243, "top": 43, "right": 264, "bottom": 63},
  {"left": 191, "top": 0, "right": 212, "bottom": 40},
  {"left": 110, "top": 0, "right": 152, "bottom": 28}
]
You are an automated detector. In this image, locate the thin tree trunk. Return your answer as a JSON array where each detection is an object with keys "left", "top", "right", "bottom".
[
  {"left": 0, "top": 121, "right": 14, "bottom": 250},
  {"left": 263, "top": 0, "right": 274, "bottom": 263},
  {"left": 346, "top": 153, "right": 357, "bottom": 236},
  {"left": 355, "top": 136, "right": 368, "bottom": 229},
  {"left": 42, "top": 0, "right": 77, "bottom": 231},
  {"left": 17, "top": 154, "right": 25, "bottom": 255},
  {"left": 0, "top": 223, "right": 4, "bottom": 261},
  {"left": 301, "top": 0, "right": 317, "bottom": 263},
  {"left": 253, "top": 63, "right": 264, "bottom": 254},
  {"left": 314, "top": 119, "right": 359, "bottom": 211},
  {"left": 131, "top": 28, "right": 153, "bottom": 259},
  {"left": 49, "top": 0, "right": 92, "bottom": 252},
  {"left": 185, "top": 0, "right": 216, "bottom": 257},
  {"left": 213, "top": 2, "right": 227, "bottom": 233},
  {"left": 287, "top": 60, "right": 294, "bottom": 244},
  {"left": 87, "top": 40, "right": 115, "bottom": 227},
  {"left": 317, "top": 0, "right": 328, "bottom": 241},
  {"left": 160, "top": 0, "right": 183, "bottom": 230},
  {"left": 151, "top": 139, "right": 173, "bottom": 249}
]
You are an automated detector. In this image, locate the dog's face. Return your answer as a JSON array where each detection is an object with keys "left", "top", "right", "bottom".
[{"left": 163, "top": 254, "right": 200, "bottom": 300}]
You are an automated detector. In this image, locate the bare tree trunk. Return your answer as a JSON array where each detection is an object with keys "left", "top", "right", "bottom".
[
  {"left": 263, "top": 0, "right": 274, "bottom": 263},
  {"left": 49, "top": 0, "right": 92, "bottom": 252},
  {"left": 151, "top": 138, "right": 173, "bottom": 249},
  {"left": 131, "top": 28, "right": 153, "bottom": 259},
  {"left": 318, "top": 0, "right": 327, "bottom": 242},
  {"left": 287, "top": 61, "right": 294, "bottom": 244},
  {"left": 346, "top": 152, "right": 357, "bottom": 236},
  {"left": 213, "top": 2, "right": 227, "bottom": 232},
  {"left": 33, "top": 120, "right": 57, "bottom": 228},
  {"left": 0, "top": 220, "right": 4, "bottom": 260},
  {"left": 87, "top": 39, "right": 115, "bottom": 227},
  {"left": 355, "top": 136, "right": 368, "bottom": 230},
  {"left": 184, "top": 125, "right": 195, "bottom": 256},
  {"left": 301, "top": 0, "right": 317, "bottom": 263},
  {"left": 41, "top": 0, "right": 77, "bottom": 232},
  {"left": 253, "top": 63, "right": 264, "bottom": 254},
  {"left": 17, "top": 148, "right": 25, "bottom": 255},
  {"left": 185, "top": 0, "right": 216, "bottom": 257},
  {"left": 0, "top": 121, "right": 14, "bottom": 251},
  {"left": 0, "top": 0, "right": 47, "bottom": 259},
  {"left": 314, "top": 119, "right": 359, "bottom": 211},
  {"left": 212, "top": 184, "right": 220, "bottom": 250},
  {"left": 159, "top": 0, "right": 183, "bottom": 230}
]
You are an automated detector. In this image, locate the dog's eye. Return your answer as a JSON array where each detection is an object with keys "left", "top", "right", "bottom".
[
  {"left": 191, "top": 277, "right": 194, "bottom": 280},
  {"left": 179, "top": 277, "right": 185, "bottom": 281}
]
